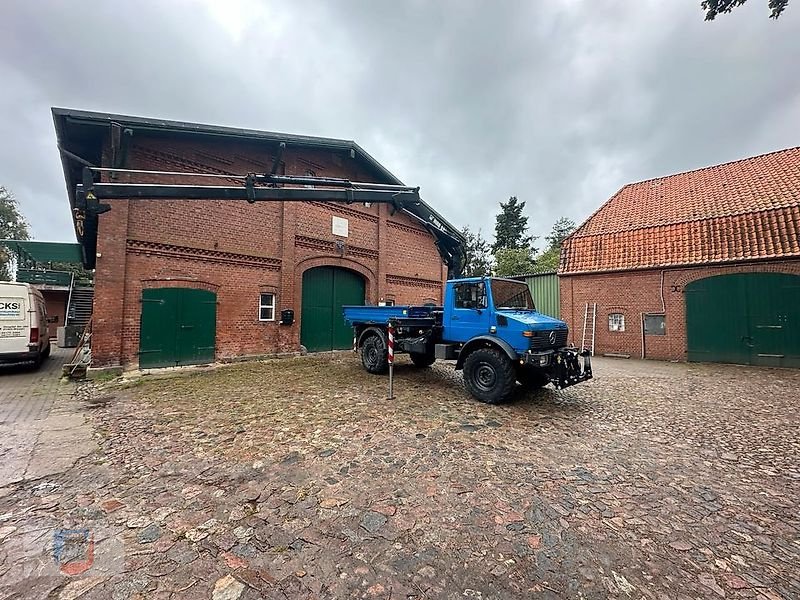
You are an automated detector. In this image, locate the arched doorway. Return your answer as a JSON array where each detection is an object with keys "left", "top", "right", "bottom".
[
  {"left": 301, "top": 267, "right": 366, "bottom": 352},
  {"left": 685, "top": 272, "right": 800, "bottom": 367}
]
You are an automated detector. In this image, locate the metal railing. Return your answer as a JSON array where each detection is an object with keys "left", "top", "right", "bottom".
[{"left": 16, "top": 269, "right": 73, "bottom": 287}]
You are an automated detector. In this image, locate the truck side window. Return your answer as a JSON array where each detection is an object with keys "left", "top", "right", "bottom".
[{"left": 454, "top": 282, "right": 487, "bottom": 310}]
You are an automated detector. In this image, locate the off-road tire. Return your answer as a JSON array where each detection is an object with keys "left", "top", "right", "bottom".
[
  {"left": 463, "top": 347, "right": 516, "bottom": 404},
  {"left": 409, "top": 351, "right": 436, "bottom": 368},
  {"left": 361, "top": 335, "right": 388, "bottom": 374},
  {"left": 517, "top": 368, "right": 549, "bottom": 389}
]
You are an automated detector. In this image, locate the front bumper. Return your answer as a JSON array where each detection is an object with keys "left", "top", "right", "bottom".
[{"left": 522, "top": 347, "right": 593, "bottom": 389}]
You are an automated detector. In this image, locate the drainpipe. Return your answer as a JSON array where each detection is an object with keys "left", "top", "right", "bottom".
[{"left": 640, "top": 312, "right": 646, "bottom": 359}]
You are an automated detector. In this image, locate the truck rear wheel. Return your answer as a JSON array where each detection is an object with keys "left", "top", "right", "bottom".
[
  {"left": 360, "top": 335, "right": 388, "bottom": 374},
  {"left": 463, "top": 347, "right": 516, "bottom": 404},
  {"left": 409, "top": 351, "right": 435, "bottom": 368}
]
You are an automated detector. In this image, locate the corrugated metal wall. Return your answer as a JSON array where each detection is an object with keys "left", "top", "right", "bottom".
[{"left": 525, "top": 273, "right": 560, "bottom": 318}]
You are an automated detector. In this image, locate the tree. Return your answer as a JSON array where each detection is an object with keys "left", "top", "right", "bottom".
[
  {"left": 0, "top": 187, "right": 30, "bottom": 280},
  {"left": 492, "top": 196, "right": 534, "bottom": 253},
  {"left": 494, "top": 247, "right": 536, "bottom": 277},
  {"left": 701, "top": 0, "right": 789, "bottom": 19},
  {"left": 534, "top": 217, "right": 577, "bottom": 273},
  {"left": 461, "top": 226, "right": 493, "bottom": 277}
]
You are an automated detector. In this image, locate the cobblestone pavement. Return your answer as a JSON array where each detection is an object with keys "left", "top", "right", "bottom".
[
  {"left": 0, "top": 347, "right": 96, "bottom": 488},
  {"left": 0, "top": 346, "right": 70, "bottom": 424},
  {"left": 0, "top": 355, "right": 798, "bottom": 599}
]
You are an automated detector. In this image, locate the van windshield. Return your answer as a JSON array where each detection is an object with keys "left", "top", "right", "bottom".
[{"left": 491, "top": 279, "right": 536, "bottom": 310}]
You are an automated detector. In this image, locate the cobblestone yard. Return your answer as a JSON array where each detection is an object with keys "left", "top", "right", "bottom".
[{"left": 0, "top": 355, "right": 798, "bottom": 599}]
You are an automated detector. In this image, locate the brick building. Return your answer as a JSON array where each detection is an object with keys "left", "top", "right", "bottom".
[
  {"left": 53, "top": 108, "right": 459, "bottom": 371},
  {"left": 560, "top": 147, "right": 800, "bottom": 367}
]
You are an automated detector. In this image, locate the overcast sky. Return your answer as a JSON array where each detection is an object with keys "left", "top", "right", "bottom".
[{"left": 1, "top": 0, "right": 798, "bottom": 246}]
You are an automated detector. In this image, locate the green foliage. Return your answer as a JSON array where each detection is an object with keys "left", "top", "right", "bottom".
[
  {"left": 533, "top": 217, "right": 577, "bottom": 274},
  {"left": 461, "top": 226, "right": 493, "bottom": 277},
  {"left": 492, "top": 196, "right": 535, "bottom": 254},
  {"left": 532, "top": 246, "right": 561, "bottom": 273},
  {"left": 494, "top": 247, "right": 536, "bottom": 277},
  {"left": 701, "top": 0, "right": 789, "bottom": 19},
  {"left": 0, "top": 186, "right": 30, "bottom": 280},
  {"left": 43, "top": 261, "right": 93, "bottom": 284},
  {"left": 544, "top": 217, "right": 576, "bottom": 250}
]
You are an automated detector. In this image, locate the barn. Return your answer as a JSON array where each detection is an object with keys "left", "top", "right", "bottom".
[
  {"left": 560, "top": 147, "right": 800, "bottom": 367},
  {"left": 52, "top": 108, "right": 461, "bottom": 372}
]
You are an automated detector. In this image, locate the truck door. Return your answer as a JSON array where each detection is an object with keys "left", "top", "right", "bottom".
[{"left": 445, "top": 281, "right": 492, "bottom": 343}]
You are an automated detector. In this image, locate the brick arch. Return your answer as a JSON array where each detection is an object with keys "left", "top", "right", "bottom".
[
  {"left": 672, "top": 261, "right": 800, "bottom": 290},
  {"left": 140, "top": 277, "right": 220, "bottom": 293},
  {"left": 295, "top": 256, "right": 376, "bottom": 302}
]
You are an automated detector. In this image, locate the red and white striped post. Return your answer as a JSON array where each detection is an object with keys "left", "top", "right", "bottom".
[{"left": 387, "top": 321, "right": 395, "bottom": 399}]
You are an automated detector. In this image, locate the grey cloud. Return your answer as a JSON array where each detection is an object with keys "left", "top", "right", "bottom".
[{"left": 0, "top": 0, "right": 798, "bottom": 244}]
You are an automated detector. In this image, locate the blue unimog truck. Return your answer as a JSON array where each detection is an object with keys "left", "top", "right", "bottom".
[{"left": 343, "top": 277, "right": 592, "bottom": 404}]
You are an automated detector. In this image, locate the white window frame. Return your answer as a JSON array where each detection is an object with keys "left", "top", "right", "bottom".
[
  {"left": 608, "top": 313, "right": 625, "bottom": 332},
  {"left": 259, "top": 293, "right": 276, "bottom": 322}
]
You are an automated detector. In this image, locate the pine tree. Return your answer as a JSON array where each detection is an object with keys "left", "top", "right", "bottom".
[
  {"left": 461, "top": 226, "right": 493, "bottom": 277},
  {"left": 492, "top": 196, "right": 535, "bottom": 254}
]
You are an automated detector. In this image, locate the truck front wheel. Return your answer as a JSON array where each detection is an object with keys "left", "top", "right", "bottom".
[
  {"left": 409, "top": 351, "right": 435, "bottom": 368},
  {"left": 361, "top": 335, "right": 388, "bottom": 374},
  {"left": 463, "top": 348, "right": 516, "bottom": 404}
]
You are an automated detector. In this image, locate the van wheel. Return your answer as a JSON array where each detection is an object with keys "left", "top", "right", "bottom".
[
  {"left": 42, "top": 343, "right": 51, "bottom": 360},
  {"left": 463, "top": 348, "right": 516, "bottom": 404},
  {"left": 361, "top": 335, "right": 388, "bottom": 374}
]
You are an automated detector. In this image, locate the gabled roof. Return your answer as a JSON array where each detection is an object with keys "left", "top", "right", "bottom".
[
  {"left": 561, "top": 146, "right": 800, "bottom": 274},
  {"left": 51, "top": 108, "right": 464, "bottom": 271}
]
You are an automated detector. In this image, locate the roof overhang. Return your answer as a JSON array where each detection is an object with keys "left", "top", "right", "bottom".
[{"left": 0, "top": 240, "right": 84, "bottom": 264}]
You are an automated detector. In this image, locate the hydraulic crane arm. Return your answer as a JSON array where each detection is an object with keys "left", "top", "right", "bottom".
[{"left": 75, "top": 166, "right": 466, "bottom": 277}]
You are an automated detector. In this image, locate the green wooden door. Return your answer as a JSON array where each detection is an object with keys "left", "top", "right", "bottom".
[
  {"left": 301, "top": 267, "right": 365, "bottom": 352},
  {"left": 686, "top": 273, "right": 800, "bottom": 367},
  {"left": 140, "top": 288, "right": 217, "bottom": 368}
]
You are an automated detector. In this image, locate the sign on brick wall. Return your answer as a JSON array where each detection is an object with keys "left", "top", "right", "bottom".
[{"left": 332, "top": 216, "right": 349, "bottom": 237}]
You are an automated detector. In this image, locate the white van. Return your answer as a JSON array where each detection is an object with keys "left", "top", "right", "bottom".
[{"left": 0, "top": 281, "right": 51, "bottom": 367}]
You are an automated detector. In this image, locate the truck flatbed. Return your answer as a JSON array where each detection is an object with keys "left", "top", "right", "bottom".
[{"left": 342, "top": 304, "right": 441, "bottom": 326}]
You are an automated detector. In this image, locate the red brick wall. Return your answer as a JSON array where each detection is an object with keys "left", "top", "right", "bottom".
[
  {"left": 43, "top": 290, "right": 68, "bottom": 338},
  {"left": 560, "top": 259, "right": 800, "bottom": 361},
  {"left": 91, "top": 133, "right": 447, "bottom": 368}
]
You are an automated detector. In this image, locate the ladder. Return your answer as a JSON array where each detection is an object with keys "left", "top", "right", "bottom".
[{"left": 581, "top": 302, "right": 597, "bottom": 356}]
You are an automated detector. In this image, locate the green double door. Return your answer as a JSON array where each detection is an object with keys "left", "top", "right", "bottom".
[
  {"left": 139, "top": 288, "right": 217, "bottom": 368},
  {"left": 686, "top": 273, "right": 800, "bottom": 367},
  {"left": 301, "top": 267, "right": 365, "bottom": 352}
]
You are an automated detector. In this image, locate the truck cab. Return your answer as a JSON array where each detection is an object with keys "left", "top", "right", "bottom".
[{"left": 444, "top": 277, "right": 567, "bottom": 351}]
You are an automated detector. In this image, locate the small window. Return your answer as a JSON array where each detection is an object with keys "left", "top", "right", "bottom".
[
  {"left": 379, "top": 299, "right": 395, "bottom": 307},
  {"left": 259, "top": 293, "right": 276, "bottom": 321},
  {"left": 608, "top": 313, "right": 625, "bottom": 332},
  {"left": 454, "top": 282, "right": 487, "bottom": 310},
  {"left": 644, "top": 314, "right": 666, "bottom": 336}
]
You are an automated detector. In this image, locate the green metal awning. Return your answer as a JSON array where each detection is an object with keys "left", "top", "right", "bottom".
[{"left": 0, "top": 240, "right": 84, "bottom": 264}]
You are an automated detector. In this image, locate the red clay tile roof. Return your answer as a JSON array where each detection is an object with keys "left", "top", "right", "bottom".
[{"left": 561, "top": 146, "right": 800, "bottom": 274}]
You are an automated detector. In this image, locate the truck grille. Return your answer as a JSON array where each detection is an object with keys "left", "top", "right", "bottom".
[{"left": 529, "top": 329, "right": 568, "bottom": 350}]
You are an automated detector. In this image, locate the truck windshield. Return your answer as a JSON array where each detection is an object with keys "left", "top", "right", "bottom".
[{"left": 491, "top": 279, "right": 536, "bottom": 310}]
